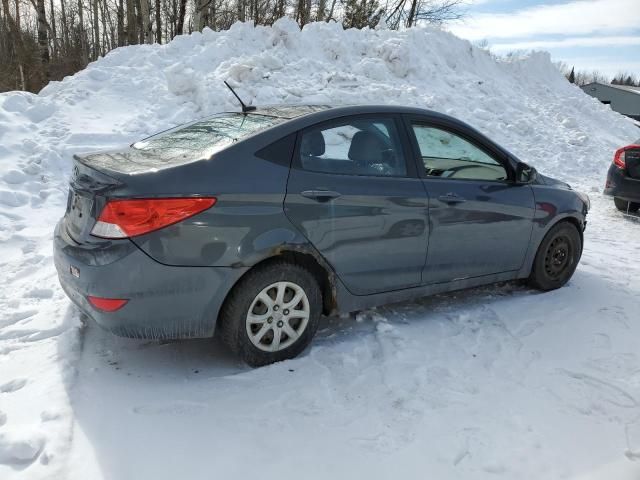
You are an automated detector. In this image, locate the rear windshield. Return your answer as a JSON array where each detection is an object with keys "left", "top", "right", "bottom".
[{"left": 132, "top": 113, "right": 285, "bottom": 159}]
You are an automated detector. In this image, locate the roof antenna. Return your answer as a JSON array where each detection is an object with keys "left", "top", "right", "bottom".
[{"left": 224, "top": 81, "right": 256, "bottom": 114}]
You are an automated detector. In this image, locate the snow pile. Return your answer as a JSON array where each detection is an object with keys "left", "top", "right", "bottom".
[{"left": 0, "top": 18, "right": 639, "bottom": 480}]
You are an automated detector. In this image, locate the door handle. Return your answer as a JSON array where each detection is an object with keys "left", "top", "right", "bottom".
[
  {"left": 300, "top": 190, "right": 342, "bottom": 202},
  {"left": 438, "top": 193, "right": 466, "bottom": 204}
]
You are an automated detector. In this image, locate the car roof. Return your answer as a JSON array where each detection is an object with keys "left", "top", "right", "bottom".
[
  {"left": 247, "top": 105, "right": 332, "bottom": 119},
  {"left": 238, "top": 104, "right": 472, "bottom": 135},
  {"left": 244, "top": 104, "right": 448, "bottom": 120}
]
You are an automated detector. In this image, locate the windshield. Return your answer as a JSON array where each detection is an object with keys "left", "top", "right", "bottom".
[{"left": 132, "top": 113, "right": 285, "bottom": 159}]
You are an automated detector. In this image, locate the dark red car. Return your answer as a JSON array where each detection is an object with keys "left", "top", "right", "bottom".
[{"left": 605, "top": 141, "right": 640, "bottom": 212}]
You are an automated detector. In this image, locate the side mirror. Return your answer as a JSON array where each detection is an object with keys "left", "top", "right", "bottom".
[{"left": 516, "top": 162, "right": 537, "bottom": 184}]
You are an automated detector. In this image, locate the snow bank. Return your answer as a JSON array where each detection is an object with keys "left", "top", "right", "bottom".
[
  {"left": 0, "top": 18, "right": 639, "bottom": 480},
  {"left": 3, "top": 19, "right": 638, "bottom": 196}
]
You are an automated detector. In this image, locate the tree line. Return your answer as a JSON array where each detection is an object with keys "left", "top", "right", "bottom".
[
  {"left": 0, "top": 0, "right": 463, "bottom": 93},
  {"left": 564, "top": 66, "right": 640, "bottom": 88}
]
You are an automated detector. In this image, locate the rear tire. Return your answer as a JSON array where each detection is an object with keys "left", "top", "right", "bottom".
[
  {"left": 614, "top": 197, "right": 640, "bottom": 213},
  {"left": 528, "top": 222, "right": 582, "bottom": 291},
  {"left": 218, "top": 260, "right": 322, "bottom": 367}
]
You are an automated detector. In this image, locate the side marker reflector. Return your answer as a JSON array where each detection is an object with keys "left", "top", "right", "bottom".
[{"left": 87, "top": 296, "right": 129, "bottom": 312}]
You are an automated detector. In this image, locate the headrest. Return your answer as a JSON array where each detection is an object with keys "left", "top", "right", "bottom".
[
  {"left": 348, "top": 131, "right": 384, "bottom": 163},
  {"left": 301, "top": 130, "right": 325, "bottom": 157}
]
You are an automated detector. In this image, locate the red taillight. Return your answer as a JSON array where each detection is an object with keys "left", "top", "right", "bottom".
[
  {"left": 87, "top": 296, "right": 128, "bottom": 312},
  {"left": 91, "top": 197, "right": 216, "bottom": 239},
  {"left": 613, "top": 144, "right": 640, "bottom": 169},
  {"left": 614, "top": 148, "right": 626, "bottom": 169}
]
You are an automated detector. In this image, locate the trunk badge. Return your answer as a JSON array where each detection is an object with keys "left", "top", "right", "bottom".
[{"left": 70, "top": 265, "right": 80, "bottom": 278}]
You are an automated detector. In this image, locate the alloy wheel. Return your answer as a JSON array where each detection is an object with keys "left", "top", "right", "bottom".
[{"left": 245, "top": 281, "right": 310, "bottom": 352}]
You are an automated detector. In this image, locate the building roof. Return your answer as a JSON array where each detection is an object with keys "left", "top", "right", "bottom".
[
  {"left": 581, "top": 82, "right": 640, "bottom": 95},
  {"left": 609, "top": 84, "right": 640, "bottom": 94}
]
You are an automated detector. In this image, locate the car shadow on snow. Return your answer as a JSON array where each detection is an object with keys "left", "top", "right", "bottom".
[
  {"left": 58, "top": 268, "right": 625, "bottom": 479},
  {"left": 620, "top": 210, "right": 640, "bottom": 223},
  {"left": 71, "top": 279, "right": 537, "bottom": 379}
]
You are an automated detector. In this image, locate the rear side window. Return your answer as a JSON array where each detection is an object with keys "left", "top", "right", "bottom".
[
  {"left": 298, "top": 117, "right": 407, "bottom": 177},
  {"left": 132, "top": 113, "right": 285, "bottom": 160},
  {"left": 255, "top": 134, "right": 296, "bottom": 166}
]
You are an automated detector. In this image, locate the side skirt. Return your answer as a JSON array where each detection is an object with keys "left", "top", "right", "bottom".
[{"left": 333, "top": 271, "right": 523, "bottom": 314}]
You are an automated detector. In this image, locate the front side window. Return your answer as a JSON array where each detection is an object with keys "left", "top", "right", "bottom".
[
  {"left": 299, "top": 117, "right": 407, "bottom": 177},
  {"left": 411, "top": 124, "right": 507, "bottom": 181}
]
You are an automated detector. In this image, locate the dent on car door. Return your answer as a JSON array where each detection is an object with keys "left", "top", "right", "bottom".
[
  {"left": 407, "top": 120, "right": 535, "bottom": 284},
  {"left": 284, "top": 115, "right": 429, "bottom": 295}
]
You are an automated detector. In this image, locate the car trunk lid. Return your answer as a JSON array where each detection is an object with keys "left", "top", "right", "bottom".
[
  {"left": 63, "top": 145, "right": 225, "bottom": 244},
  {"left": 63, "top": 156, "right": 122, "bottom": 243}
]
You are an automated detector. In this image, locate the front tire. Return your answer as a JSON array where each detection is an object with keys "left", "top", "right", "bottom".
[
  {"left": 614, "top": 197, "right": 640, "bottom": 213},
  {"left": 528, "top": 222, "right": 582, "bottom": 291},
  {"left": 218, "top": 261, "right": 322, "bottom": 367}
]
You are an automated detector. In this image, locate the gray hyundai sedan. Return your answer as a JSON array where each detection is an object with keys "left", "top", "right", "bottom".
[{"left": 54, "top": 105, "right": 589, "bottom": 366}]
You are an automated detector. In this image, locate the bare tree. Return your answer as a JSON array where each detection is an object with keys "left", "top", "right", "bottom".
[
  {"left": 175, "top": 0, "right": 186, "bottom": 33},
  {"left": 1, "top": 0, "right": 26, "bottom": 89},
  {"left": 36, "top": 0, "right": 50, "bottom": 80},
  {"left": 60, "top": 0, "right": 69, "bottom": 51},
  {"left": 117, "top": 0, "right": 125, "bottom": 45},
  {"left": 386, "top": 0, "right": 463, "bottom": 29},
  {"left": 126, "top": 0, "right": 136, "bottom": 43},
  {"left": 154, "top": 0, "right": 160, "bottom": 42},
  {"left": 78, "top": 0, "right": 89, "bottom": 63},
  {"left": 136, "top": 0, "right": 143, "bottom": 42},
  {"left": 140, "top": 0, "right": 151, "bottom": 42},
  {"left": 193, "top": 0, "right": 209, "bottom": 31},
  {"left": 49, "top": 0, "right": 57, "bottom": 56},
  {"left": 236, "top": 0, "right": 244, "bottom": 22},
  {"left": 326, "top": 0, "right": 337, "bottom": 21},
  {"left": 92, "top": 0, "right": 101, "bottom": 57},
  {"left": 316, "top": 0, "right": 326, "bottom": 21}
]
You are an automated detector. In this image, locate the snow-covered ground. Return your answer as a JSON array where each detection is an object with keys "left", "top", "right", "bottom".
[{"left": 1, "top": 19, "right": 639, "bottom": 480}]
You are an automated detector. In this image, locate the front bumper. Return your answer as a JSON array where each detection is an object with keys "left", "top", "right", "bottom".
[
  {"left": 54, "top": 221, "right": 248, "bottom": 339},
  {"left": 604, "top": 165, "right": 640, "bottom": 203}
]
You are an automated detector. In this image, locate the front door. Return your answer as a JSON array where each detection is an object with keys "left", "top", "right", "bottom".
[
  {"left": 284, "top": 115, "right": 429, "bottom": 295},
  {"left": 407, "top": 121, "right": 535, "bottom": 284}
]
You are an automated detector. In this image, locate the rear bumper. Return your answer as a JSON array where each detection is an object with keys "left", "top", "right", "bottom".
[
  {"left": 53, "top": 221, "right": 248, "bottom": 339},
  {"left": 604, "top": 165, "right": 640, "bottom": 203}
]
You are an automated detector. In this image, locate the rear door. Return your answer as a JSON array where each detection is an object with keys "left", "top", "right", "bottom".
[
  {"left": 405, "top": 118, "right": 535, "bottom": 284},
  {"left": 284, "top": 114, "right": 429, "bottom": 295}
]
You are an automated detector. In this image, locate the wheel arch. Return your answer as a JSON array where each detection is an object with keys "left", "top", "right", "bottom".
[
  {"left": 520, "top": 213, "right": 585, "bottom": 279},
  {"left": 556, "top": 215, "right": 584, "bottom": 246},
  {"left": 217, "top": 246, "right": 339, "bottom": 335}
]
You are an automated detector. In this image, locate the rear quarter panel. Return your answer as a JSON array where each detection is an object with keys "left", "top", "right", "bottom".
[{"left": 131, "top": 127, "right": 311, "bottom": 267}]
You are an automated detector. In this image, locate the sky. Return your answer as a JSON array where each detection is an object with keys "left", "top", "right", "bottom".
[{"left": 448, "top": 0, "right": 640, "bottom": 79}]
